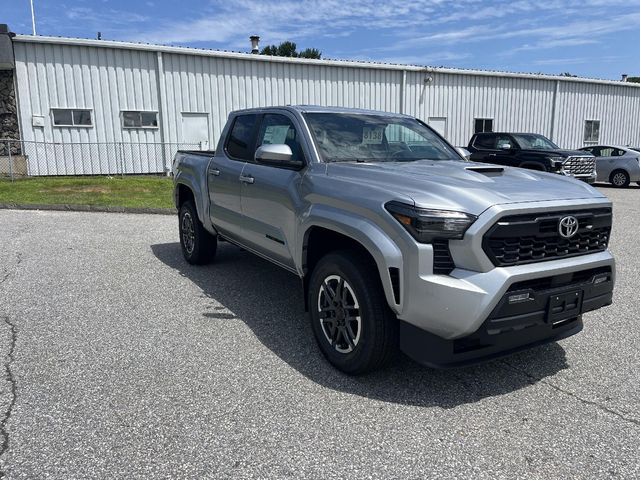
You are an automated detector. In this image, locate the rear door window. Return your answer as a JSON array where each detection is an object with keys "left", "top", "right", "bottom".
[{"left": 226, "top": 114, "right": 258, "bottom": 161}]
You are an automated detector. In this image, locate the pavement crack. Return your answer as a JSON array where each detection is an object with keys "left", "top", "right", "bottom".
[
  {"left": 500, "top": 359, "right": 640, "bottom": 427},
  {"left": 0, "top": 316, "right": 17, "bottom": 478}
]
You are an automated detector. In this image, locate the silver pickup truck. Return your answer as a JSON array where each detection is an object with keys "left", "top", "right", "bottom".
[{"left": 173, "top": 106, "right": 615, "bottom": 374}]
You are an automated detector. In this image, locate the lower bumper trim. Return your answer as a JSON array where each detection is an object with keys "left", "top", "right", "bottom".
[{"left": 400, "top": 317, "right": 583, "bottom": 369}]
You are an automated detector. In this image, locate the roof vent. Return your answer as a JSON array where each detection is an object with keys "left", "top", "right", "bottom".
[
  {"left": 250, "top": 35, "right": 260, "bottom": 54},
  {"left": 622, "top": 74, "right": 628, "bottom": 82}
]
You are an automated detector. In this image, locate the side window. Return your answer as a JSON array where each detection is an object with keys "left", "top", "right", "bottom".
[
  {"left": 599, "top": 147, "right": 613, "bottom": 157},
  {"left": 52, "top": 109, "right": 93, "bottom": 127},
  {"left": 582, "top": 147, "right": 595, "bottom": 155},
  {"left": 257, "top": 114, "right": 305, "bottom": 164},
  {"left": 473, "top": 134, "right": 495, "bottom": 149},
  {"left": 495, "top": 135, "right": 513, "bottom": 149},
  {"left": 226, "top": 114, "right": 258, "bottom": 161},
  {"left": 584, "top": 120, "right": 600, "bottom": 144},
  {"left": 613, "top": 149, "right": 624, "bottom": 157}
]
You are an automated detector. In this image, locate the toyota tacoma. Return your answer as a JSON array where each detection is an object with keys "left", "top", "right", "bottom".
[{"left": 173, "top": 106, "right": 615, "bottom": 374}]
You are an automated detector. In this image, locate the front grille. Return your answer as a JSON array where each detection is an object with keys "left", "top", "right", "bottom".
[
  {"left": 483, "top": 208, "right": 612, "bottom": 267},
  {"left": 562, "top": 156, "right": 596, "bottom": 176},
  {"left": 433, "top": 239, "right": 455, "bottom": 274}
]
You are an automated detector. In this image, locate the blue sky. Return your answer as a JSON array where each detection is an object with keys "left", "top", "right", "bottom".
[{"left": 4, "top": 0, "right": 640, "bottom": 79}]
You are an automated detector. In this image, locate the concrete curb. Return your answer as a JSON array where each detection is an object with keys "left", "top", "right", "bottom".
[{"left": 0, "top": 203, "right": 176, "bottom": 215}]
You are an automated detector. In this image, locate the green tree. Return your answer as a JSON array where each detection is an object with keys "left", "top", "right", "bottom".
[
  {"left": 298, "top": 48, "right": 322, "bottom": 59},
  {"left": 260, "top": 41, "right": 322, "bottom": 59},
  {"left": 627, "top": 76, "right": 640, "bottom": 83}
]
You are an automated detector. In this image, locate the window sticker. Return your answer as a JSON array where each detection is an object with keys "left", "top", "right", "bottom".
[
  {"left": 263, "top": 125, "right": 290, "bottom": 144},
  {"left": 362, "top": 127, "right": 384, "bottom": 144}
]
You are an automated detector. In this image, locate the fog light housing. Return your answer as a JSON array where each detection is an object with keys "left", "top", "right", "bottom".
[{"left": 508, "top": 292, "right": 532, "bottom": 304}]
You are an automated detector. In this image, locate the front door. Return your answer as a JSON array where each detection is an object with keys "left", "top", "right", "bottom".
[
  {"left": 182, "top": 113, "right": 210, "bottom": 150},
  {"left": 240, "top": 113, "right": 307, "bottom": 270}
]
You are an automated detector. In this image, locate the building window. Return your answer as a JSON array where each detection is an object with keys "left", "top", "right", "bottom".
[
  {"left": 474, "top": 118, "right": 493, "bottom": 133},
  {"left": 122, "top": 111, "right": 159, "bottom": 129},
  {"left": 52, "top": 109, "right": 92, "bottom": 127},
  {"left": 584, "top": 120, "right": 600, "bottom": 144}
]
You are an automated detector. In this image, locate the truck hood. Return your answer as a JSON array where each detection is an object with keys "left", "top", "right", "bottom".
[
  {"left": 526, "top": 149, "right": 593, "bottom": 157},
  {"left": 326, "top": 160, "right": 605, "bottom": 215}
]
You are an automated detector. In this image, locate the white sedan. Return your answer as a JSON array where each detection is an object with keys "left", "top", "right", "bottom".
[{"left": 579, "top": 145, "right": 640, "bottom": 187}]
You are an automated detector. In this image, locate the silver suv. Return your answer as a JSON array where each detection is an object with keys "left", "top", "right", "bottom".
[{"left": 173, "top": 106, "right": 615, "bottom": 374}]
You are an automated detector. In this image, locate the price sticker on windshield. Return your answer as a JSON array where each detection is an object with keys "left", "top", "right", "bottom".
[{"left": 362, "top": 127, "right": 384, "bottom": 144}]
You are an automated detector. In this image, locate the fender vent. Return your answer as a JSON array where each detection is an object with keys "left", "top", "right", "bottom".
[
  {"left": 433, "top": 240, "right": 455, "bottom": 275},
  {"left": 388, "top": 267, "right": 401, "bottom": 304}
]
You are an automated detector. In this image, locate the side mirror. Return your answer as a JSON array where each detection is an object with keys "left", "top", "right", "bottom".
[
  {"left": 255, "top": 144, "right": 304, "bottom": 169},
  {"left": 497, "top": 143, "right": 512, "bottom": 150}
]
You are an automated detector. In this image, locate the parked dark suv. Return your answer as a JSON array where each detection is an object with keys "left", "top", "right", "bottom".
[{"left": 467, "top": 132, "right": 596, "bottom": 183}]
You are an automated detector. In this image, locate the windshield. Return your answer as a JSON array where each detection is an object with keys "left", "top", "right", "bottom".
[
  {"left": 303, "top": 113, "right": 460, "bottom": 163},
  {"left": 511, "top": 134, "right": 559, "bottom": 150}
]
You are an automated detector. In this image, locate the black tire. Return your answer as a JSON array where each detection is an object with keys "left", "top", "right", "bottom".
[
  {"left": 179, "top": 201, "right": 217, "bottom": 265},
  {"left": 308, "top": 250, "right": 398, "bottom": 375},
  {"left": 610, "top": 169, "right": 630, "bottom": 188}
]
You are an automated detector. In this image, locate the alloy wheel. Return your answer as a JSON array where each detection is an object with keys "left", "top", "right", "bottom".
[
  {"left": 612, "top": 172, "right": 628, "bottom": 187},
  {"left": 181, "top": 211, "right": 196, "bottom": 255},
  {"left": 317, "top": 275, "right": 362, "bottom": 354}
]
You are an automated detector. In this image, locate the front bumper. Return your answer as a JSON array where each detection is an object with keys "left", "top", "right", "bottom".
[
  {"left": 398, "top": 249, "right": 615, "bottom": 339},
  {"left": 400, "top": 265, "right": 613, "bottom": 367},
  {"left": 560, "top": 172, "right": 597, "bottom": 184}
]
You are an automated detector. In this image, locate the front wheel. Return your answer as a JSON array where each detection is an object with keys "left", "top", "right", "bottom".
[
  {"left": 308, "top": 251, "right": 398, "bottom": 374},
  {"left": 610, "top": 170, "right": 630, "bottom": 188},
  {"left": 179, "top": 201, "right": 217, "bottom": 265}
]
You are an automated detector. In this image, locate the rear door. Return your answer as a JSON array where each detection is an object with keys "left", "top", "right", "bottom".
[
  {"left": 239, "top": 112, "right": 308, "bottom": 270},
  {"left": 208, "top": 113, "right": 258, "bottom": 240},
  {"left": 593, "top": 146, "right": 620, "bottom": 181}
]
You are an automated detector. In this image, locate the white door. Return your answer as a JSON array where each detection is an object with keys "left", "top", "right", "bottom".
[
  {"left": 428, "top": 117, "right": 447, "bottom": 139},
  {"left": 181, "top": 113, "right": 210, "bottom": 150}
]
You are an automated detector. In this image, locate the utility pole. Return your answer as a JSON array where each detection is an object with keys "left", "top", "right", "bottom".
[{"left": 30, "top": 0, "right": 37, "bottom": 35}]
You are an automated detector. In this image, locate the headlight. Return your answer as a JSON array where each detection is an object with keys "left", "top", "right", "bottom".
[
  {"left": 385, "top": 201, "right": 477, "bottom": 243},
  {"left": 548, "top": 156, "right": 566, "bottom": 168}
]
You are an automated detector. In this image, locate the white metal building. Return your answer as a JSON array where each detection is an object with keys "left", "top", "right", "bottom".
[{"left": 7, "top": 33, "right": 640, "bottom": 175}]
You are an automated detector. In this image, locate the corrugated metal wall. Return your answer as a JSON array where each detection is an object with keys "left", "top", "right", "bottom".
[
  {"left": 161, "top": 52, "right": 402, "bottom": 147},
  {"left": 12, "top": 38, "right": 640, "bottom": 175}
]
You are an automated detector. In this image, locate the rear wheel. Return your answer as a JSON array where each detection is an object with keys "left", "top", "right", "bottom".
[
  {"left": 308, "top": 250, "right": 398, "bottom": 374},
  {"left": 610, "top": 170, "right": 630, "bottom": 188},
  {"left": 609, "top": 170, "right": 631, "bottom": 188},
  {"left": 179, "top": 201, "right": 217, "bottom": 265}
]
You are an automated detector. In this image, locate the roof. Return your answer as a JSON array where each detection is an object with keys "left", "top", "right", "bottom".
[
  {"left": 229, "top": 105, "right": 410, "bottom": 117},
  {"left": 13, "top": 34, "right": 640, "bottom": 89}
]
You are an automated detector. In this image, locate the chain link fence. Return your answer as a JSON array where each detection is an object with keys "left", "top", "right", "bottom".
[{"left": 0, "top": 139, "right": 204, "bottom": 180}]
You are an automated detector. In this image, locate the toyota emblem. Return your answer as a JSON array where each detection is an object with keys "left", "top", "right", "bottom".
[{"left": 558, "top": 216, "right": 579, "bottom": 239}]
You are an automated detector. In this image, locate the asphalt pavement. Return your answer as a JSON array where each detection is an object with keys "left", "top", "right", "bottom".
[{"left": 0, "top": 185, "right": 638, "bottom": 479}]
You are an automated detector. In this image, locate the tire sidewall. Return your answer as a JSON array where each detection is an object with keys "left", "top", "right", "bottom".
[
  {"left": 610, "top": 170, "right": 630, "bottom": 187},
  {"left": 179, "top": 201, "right": 215, "bottom": 264},
  {"left": 308, "top": 253, "right": 382, "bottom": 373}
]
